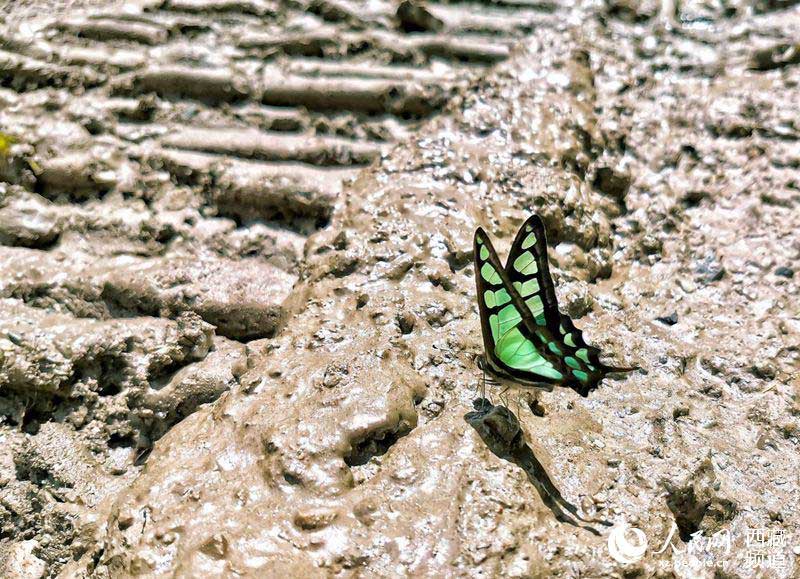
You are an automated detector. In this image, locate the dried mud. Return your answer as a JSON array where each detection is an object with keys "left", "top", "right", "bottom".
[{"left": 0, "top": 0, "right": 798, "bottom": 577}]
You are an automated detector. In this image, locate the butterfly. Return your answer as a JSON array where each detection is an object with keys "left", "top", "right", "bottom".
[{"left": 474, "top": 214, "right": 635, "bottom": 398}]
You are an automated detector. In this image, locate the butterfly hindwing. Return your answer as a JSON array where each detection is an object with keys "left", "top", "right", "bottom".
[
  {"left": 558, "top": 315, "right": 605, "bottom": 368},
  {"left": 474, "top": 228, "right": 566, "bottom": 385}
]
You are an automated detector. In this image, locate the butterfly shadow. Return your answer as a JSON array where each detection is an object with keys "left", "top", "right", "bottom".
[{"left": 464, "top": 397, "right": 610, "bottom": 536}]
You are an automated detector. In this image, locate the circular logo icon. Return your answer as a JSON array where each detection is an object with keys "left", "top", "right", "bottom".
[{"left": 608, "top": 522, "right": 648, "bottom": 564}]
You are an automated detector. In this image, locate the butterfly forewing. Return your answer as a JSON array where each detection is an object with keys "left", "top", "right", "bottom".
[
  {"left": 504, "top": 215, "right": 562, "bottom": 335},
  {"left": 474, "top": 228, "right": 566, "bottom": 384}
]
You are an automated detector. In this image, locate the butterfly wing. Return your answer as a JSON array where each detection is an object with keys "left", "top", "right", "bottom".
[
  {"left": 505, "top": 215, "right": 602, "bottom": 362},
  {"left": 504, "top": 215, "right": 562, "bottom": 334},
  {"left": 504, "top": 215, "right": 623, "bottom": 396},
  {"left": 474, "top": 228, "right": 566, "bottom": 385}
]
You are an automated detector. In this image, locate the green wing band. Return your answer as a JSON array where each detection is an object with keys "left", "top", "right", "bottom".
[
  {"left": 521, "top": 232, "right": 537, "bottom": 249},
  {"left": 572, "top": 370, "right": 589, "bottom": 382},
  {"left": 480, "top": 262, "right": 501, "bottom": 284},
  {"left": 513, "top": 279, "right": 540, "bottom": 297},
  {"left": 484, "top": 288, "right": 511, "bottom": 309},
  {"left": 512, "top": 251, "right": 538, "bottom": 275}
]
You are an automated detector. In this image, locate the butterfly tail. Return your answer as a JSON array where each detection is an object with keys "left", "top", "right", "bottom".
[{"left": 570, "top": 364, "right": 639, "bottom": 398}]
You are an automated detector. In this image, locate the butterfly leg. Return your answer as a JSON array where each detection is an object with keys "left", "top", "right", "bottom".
[
  {"left": 498, "top": 385, "right": 510, "bottom": 407},
  {"left": 481, "top": 364, "right": 486, "bottom": 401}
]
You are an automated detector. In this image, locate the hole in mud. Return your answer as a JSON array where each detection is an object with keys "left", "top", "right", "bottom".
[
  {"left": 22, "top": 419, "right": 41, "bottom": 435},
  {"left": 75, "top": 352, "right": 128, "bottom": 396},
  {"left": 666, "top": 486, "right": 705, "bottom": 541},
  {"left": 108, "top": 432, "right": 135, "bottom": 449},
  {"left": 21, "top": 407, "right": 52, "bottom": 435},
  {"left": 344, "top": 424, "right": 413, "bottom": 467},
  {"left": 664, "top": 483, "right": 737, "bottom": 542},
  {"left": 98, "top": 380, "right": 123, "bottom": 396}
]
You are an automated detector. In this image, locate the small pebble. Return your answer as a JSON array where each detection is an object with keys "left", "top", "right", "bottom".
[
  {"left": 422, "top": 398, "right": 444, "bottom": 417},
  {"left": 756, "top": 432, "right": 777, "bottom": 450},
  {"left": 294, "top": 508, "right": 338, "bottom": 531},
  {"left": 672, "top": 405, "right": 690, "bottom": 419},
  {"left": 396, "top": 311, "right": 416, "bottom": 334},
  {"left": 529, "top": 398, "right": 546, "bottom": 417},
  {"left": 656, "top": 312, "right": 678, "bottom": 326},
  {"left": 639, "top": 234, "right": 663, "bottom": 255},
  {"left": 750, "top": 360, "right": 777, "bottom": 380},
  {"left": 774, "top": 266, "right": 794, "bottom": 278},
  {"left": 695, "top": 255, "right": 725, "bottom": 283},
  {"left": 332, "top": 231, "right": 348, "bottom": 250}
]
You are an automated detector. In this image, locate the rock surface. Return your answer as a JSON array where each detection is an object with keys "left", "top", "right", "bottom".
[{"left": 0, "top": 0, "right": 798, "bottom": 577}]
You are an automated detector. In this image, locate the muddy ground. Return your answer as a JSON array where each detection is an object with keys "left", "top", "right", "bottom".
[{"left": 0, "top": 0, "right": 798, "bottom": 577}]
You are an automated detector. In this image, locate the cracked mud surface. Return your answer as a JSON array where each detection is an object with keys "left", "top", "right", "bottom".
[{"left": 0, "top": 0, "right": 798, "bottom": 577}]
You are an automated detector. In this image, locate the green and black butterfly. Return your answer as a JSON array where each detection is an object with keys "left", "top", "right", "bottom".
[{"left": 474, "top": 215, "right": 634, "bottom": 398}]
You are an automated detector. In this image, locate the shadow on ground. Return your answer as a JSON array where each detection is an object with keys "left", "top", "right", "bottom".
[{"left": 465, "top": 398, "right": 611, "bottom": 535}]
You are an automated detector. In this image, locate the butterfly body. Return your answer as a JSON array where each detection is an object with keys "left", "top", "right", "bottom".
[
  {"left": 476, "top": 353, "right": 555, "bottom": 392},
  {"left": 474, "top": 215, "right": 634, "bottom": 397}
]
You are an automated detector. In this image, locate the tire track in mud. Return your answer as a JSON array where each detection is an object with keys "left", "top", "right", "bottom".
[{"left": 0, "top": 0, "right": 558, "bottom": 574}]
